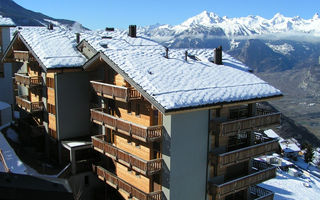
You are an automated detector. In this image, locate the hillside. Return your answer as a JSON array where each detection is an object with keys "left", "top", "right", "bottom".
[{"left": 0, "top": 0, "right": 83, "bottom": 28}]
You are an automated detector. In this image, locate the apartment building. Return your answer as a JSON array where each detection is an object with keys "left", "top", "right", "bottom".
[
  {"left": 0, "top": 16, "right": 16, "bottom": 106},
  {"left": 2, "top": 24, "right": 282, "bottom": 200},
  {"left": 2, "top": 26, "right": 90, "bottom": 160},
  {"left": 76, "top": 26, "right": 282, "bottom": 200}
]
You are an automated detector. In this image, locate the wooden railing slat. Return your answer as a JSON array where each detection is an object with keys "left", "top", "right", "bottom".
[
  {"left": 92, "top": 135, "right": 162, "bottom": 175},
  {"left": 94, "top": 165, "right": 162, "bottom": 200},
  {"left": 90, "top": 108, "right": 162, "bottom": 142}
]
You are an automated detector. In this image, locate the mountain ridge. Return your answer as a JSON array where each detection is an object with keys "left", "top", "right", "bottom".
[
  {"left": 0, "top": 0, "right": 84, "bottom": 29},
  {"left": 153, "top": 10, "right": 320, "bottom": 39}
]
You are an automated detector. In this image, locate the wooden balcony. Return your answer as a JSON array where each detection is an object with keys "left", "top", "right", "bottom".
[
  {"left": 249, "top": 185, "right": 274, "bottom": 200},
  {"left": 209, "top": 161, "right": 276, "bottom": 199},
  {"left": 90, "top": 80, "right": 141, "bottom": 102},
  {"left": 15, "top": 73, "right": 43, "bottom": 87},
  {"left": 16, "top": 95, "right": 44, "bottom": 113},
  {"left": 211, "top": 112, "right": 281, "bottom": 136},
  {"left": 13, "top": 50, "right": 36, "bottom": 62},
  {"left": 93, "top": 165, "right": 162, "bottom": 200},
  {"left": 210, "top": 137, "right": 279, "bottom": 168},
  {"left": 90, "top": 108, "right": 163, "bottom": 143},
  {"left": 92, "top": 135, "right": 162, "bottom": 176}
]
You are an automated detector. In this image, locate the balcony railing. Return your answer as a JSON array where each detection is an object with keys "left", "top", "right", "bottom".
[
  {"left": 93, "top": 165, "right": 162, "bottom": 200},
  {"left": 209, "top": 161, "right": 276, "bottom": 198},
  {"left": 211, "top": 111, "right": 281, "bottom": 136},
  {"left": 92, "top": 135, "right": 162, "bottom": 176},
  {"left": 15, "top": 73, "right": 43, "bottom": 87},
  {"left": 13, "top": 50, "right": 36, "bottom": 62},
  {"left": 249, "top": 185, "right": 274, "bottom": 200},
  {"left": 16, "top": 95, "right": 44, "bottom": 113},
  {"left": 90, "top": 81, "right": 141, "bottom": 102},
  {"left": 210, "top": 137, "right": 279, "bottom": 168},
  {"left": 90, "top": 108, "right": 163, "bottom": 142}
]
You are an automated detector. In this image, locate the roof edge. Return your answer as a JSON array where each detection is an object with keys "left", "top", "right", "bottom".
[
  {"left": 2, "top": 32, "right": 47, "bottom": 72},
  {"left": 163, "top": 94, "right": 283, "bottom": 115}
]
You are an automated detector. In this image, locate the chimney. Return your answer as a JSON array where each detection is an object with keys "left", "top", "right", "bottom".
[
  {"left": 105, "top": 27, "right": 115, "bottom": 31},
  {"left": 214, "top": 46, "right": 223, "bottom": 65},
  {"left": 76, "top": 33, "right": 80, "bottom": 44},
  {"left": 185, "top": 50, "right": 188, "bottom": 61},
  {"left": 165, "top": 47, "right": 169, "bottom": 59},
  {"left": 48, "top": 23, "right": 53, "bottom": 30},
  {"left": 128, "top": 25, "right": 137, "bottom": 38}
]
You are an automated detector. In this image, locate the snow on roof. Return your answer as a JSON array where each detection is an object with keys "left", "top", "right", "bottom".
[
  {"left": 18, "top": 27, "right": 87, "bottom": 69},
  {"left": 0, "top": 15, "right": 15, "bottom": 27},
  {"left": 280, "top": 140, "right": 301, "bottom": 153},
  {"left": 0, "top": 132, "right": 27, "bottom": 174},
  {"left": 83, "top": 30, "right": 282, "bottom": 110},
  {"left": 261, "top": 170, "right": 320, "bottom": 200},
  {"left": 264, "top": 129, "right": 280, "bottom": 139},
  {"left": 0, "top": 101, "right": 10, "bottom": 110}
]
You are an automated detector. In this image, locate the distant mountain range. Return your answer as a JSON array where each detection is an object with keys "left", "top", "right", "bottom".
[
  {"left": 0, "top": 0, "right": 84, "bottom": 30},
  {"left": 139, "top": 11, "right": 320, "bottom": 73}
]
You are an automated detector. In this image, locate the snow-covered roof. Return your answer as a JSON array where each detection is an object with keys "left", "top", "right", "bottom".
[
  {"left": 280, "top": 140, "right": 301, "bottom": 153},
  {"left": 83, "top": 30, "right": 282, "bottom": 111},
  {"left": 17, "top": 27, "right": 87, "bottom": 69},
  {"left": 0, "top": 15, "right": 15, "bottom": 27},
  {"left": 264, "top": 129, "right": 280, "bottom": 139}
]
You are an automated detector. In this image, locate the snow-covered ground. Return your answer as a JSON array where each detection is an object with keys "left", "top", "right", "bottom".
[{"left": 261, "top": 168, "right": 320, "bottom": 200}]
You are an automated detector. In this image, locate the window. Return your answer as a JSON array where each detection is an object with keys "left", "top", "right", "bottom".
[
  {"left": 229, "top": 107, "right": 248, "bottom": 120},
  {"left": 47, "top": 103, "right": 56, "bottom": 115},
  {"left": 136, "top": 102, "right": 140, "bottom": 116},
  {"left": 84, "top": 176, "right": 89, "bottom": 186},
  {"left": 127, "top": 102, "right": 132, "bottom": 114},
  {"left": 216, "top": 108, "right": 221, "bottom": 118},
  {"left": 46, "top": 77, "right": 55, "bottom": 88}
]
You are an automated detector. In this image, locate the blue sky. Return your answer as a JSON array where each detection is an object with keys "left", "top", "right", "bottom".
[{"left": 14, "top": 0, "right": 320, "bottom": 30}]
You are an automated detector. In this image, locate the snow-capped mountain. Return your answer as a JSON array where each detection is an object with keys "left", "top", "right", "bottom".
[
  {"left": 141, "top": 11, "right": 320, "bottom": 41},
  {"left": 138, "top": 11, "right": 320, "bottom": 74}
]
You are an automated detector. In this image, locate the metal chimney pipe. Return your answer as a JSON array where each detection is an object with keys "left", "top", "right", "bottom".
[
  {"left": 165, "top": 47, "right": 169, "bottom": 59},
  {"left": 76, "top": 33, "right": 80, "bottom": 44},
  {"left": 105, "top": 27, "right": 115, "bottom": 31},
  {"left": 48, "top": 23, "right": 53, "bottom": 30},
  {"left": 128, "top": 25, "right": 137, "bottom": 38},
  {"left": 214, "top": 46, "right": 223, "bottom": 65},
  {"left": 185, "top": 51, "right": 188, "bottom": 61}
]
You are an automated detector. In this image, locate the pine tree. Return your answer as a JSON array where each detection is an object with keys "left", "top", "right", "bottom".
[{"left": 304, "top": 143, "right": 314, "bottom": 163}]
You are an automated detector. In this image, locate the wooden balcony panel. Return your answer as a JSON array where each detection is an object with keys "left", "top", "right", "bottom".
[
  {"left": 249, "top": 185, "right": 274, "bottom": 200},
  {"left": 210, "top": 162, "right": 276, "bottom": 198},
  {"left": 212, "top": 112, "right": 281, "bottom": 136},
  {"left": 90, "top": 108, "right": 163, "bottom": 143},
  {"left": 13, "top": 50, "right": 36, "bottom": 62},
  {"left": 16, "top": 95, "right": 44, "bottom": 113},
  {"left": 92, "top": 135, "right": 162, "bottom": 176},
  {"left": 15, "top": 73, "right": 43, "bottom": 87},
  {"left": 90, "top": 81, "right": 141, "bottom": 102},
  {"left": 211, "top": 139, "right": 279, "bottom": 168},
  {"left": 93, "top": 165, "right": 162, "bottom": 200}
]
